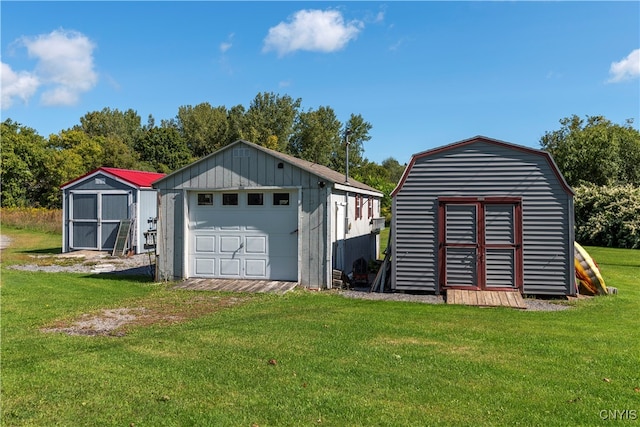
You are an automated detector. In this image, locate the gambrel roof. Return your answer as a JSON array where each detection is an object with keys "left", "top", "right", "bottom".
[{"left": 391, "top": 135, "right": 573, "bottom": 197}]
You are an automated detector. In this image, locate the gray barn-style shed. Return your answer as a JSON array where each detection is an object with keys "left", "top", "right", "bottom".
[
  {"left": 153, "top": 140, "right": 383, "bottom": 288},
  {"left": 391, "top": 136, "right": 575, "bottom": 296},
  {"left": 61, "top": 167, "right": 166, "bottom": 254}
]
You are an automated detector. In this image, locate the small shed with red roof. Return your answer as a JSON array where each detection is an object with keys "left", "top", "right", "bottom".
[{"left": 61, "top": 167, "right": 166, "bottom": 254}]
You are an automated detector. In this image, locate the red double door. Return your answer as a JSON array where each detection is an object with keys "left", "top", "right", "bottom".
[{"left": 438, "top": 197, "right": 523, "bottom": 292}]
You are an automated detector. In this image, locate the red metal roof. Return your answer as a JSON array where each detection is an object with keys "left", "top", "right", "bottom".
[{"left": 61, "top": 167, "right": 166, "bottom": 189}]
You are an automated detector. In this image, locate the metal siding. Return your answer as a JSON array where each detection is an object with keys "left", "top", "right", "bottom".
[
  {"left": 485, "top": 249, "right": 515, "bottom": 288},
  {"left": 393, "top": 141, "right": 572, "bottom": 295},
  {"left": 485, "top": 205, "right": 514, "bottom": 244}
]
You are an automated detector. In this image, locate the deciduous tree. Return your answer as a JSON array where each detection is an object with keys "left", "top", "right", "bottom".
[
  {"left": 0, "top": 120, "right": 51, "bottom": 207},
  {"left": 540, "top": 115, "right": 640, "bottom": 186},
  {"left": 244, "top": 92, "right": 301, "bottom": 151},
  {"left": 289, "top": 106, "right": 342, "bottom": 166},
  {"left": 177, "top": 102, "right": 230, "bottom": 157}
]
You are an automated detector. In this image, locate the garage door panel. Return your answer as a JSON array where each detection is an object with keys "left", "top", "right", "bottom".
[
  {"left": 220, "top": 259, "right": 241, "bottom": 276},
  {"left": 245, "top": 236, "right": 266, "bottom": 254},
  {"left": 195, "top": 236, "right": 215, "bottom": 252},
  {"left": 245, "top": 259, "right": 267, "bottom": 276},
  {"left": 195, "top": 259, "right": 215, "bottom": 275},
  {"left": 220, "top": 236, "right": 241, "bottom": 253}
]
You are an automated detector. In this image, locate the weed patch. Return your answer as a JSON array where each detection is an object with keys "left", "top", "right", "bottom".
[{"left": 1, "top": 208, "right": 62, "bottom": 234}]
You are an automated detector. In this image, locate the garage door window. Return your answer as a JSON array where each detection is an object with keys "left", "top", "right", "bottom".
[
  {"left": 273, "top": 193, "right": 290, "bottom": 206},
  {"left": 248, "top": 193, "right": 263, "bottom": 205},
  {"left": 198, "top": 193, "right": 214, "bottom": 206},
  {"left": 223, "top": 193, "right": 238, "bottom": 205}
]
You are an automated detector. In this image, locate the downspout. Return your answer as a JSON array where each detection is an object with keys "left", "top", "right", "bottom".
[{"left": 343, "top": 128, "right": 351, "bottom": 273}]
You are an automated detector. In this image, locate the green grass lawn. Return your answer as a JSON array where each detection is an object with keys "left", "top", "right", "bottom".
[{"left": 2, "top": 228, "right": 639, "bottom": 426}]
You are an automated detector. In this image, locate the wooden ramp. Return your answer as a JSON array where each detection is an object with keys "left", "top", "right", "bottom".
[
  {"left": 447, "top": 289, "right": 526, "bottom": 309},
  {"left": 174, "top": 278, "right": 298, "bottom": 295}
]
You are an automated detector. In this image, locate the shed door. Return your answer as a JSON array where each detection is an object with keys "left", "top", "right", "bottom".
[
  {"left": 439, "top": 198, "right": 522, "bottom": 291},
  {"left": 71, "top": 194, "right": 98, "bottom": 249},
  {"left": 69, "top": 192, "right": 130, "bottom": 251},
  {"left": 188, "top": 190, "right": 298, "bottom": 281}
]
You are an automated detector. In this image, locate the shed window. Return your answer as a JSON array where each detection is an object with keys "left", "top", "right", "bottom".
[
  {"left": 222, "top": 193, "right": 238, "bottom": 206},
  {"left": 368, "top": 196, "right": 374, "bottom": 219},
  {"left": 355, "top": 194, "right": 363, "bottom": 219},
  {"left": 198, "top": 193, "right": 214, "bottom": 206},
  {"left": 273, "top": 193, "right": 290, "bottom": 206},
  {"left": 248, "top": 193, "right": 263, "bottom": 206}
]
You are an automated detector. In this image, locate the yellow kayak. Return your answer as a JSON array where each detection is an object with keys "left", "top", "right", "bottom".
[{"left": 574, "top": 242, "right": 608, "bottom": 296}]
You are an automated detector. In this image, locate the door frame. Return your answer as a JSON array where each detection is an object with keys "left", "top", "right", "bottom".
[
  {"left": 438, "top": 196, "right": 523, "bottom": 292},
  {"left": 68, "top": 190, "right": 132, "bottom": 251}
]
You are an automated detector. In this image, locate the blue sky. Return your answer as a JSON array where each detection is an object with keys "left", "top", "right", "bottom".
[{"left": 2, "top": 1, "right": 639, "bottom": 164}]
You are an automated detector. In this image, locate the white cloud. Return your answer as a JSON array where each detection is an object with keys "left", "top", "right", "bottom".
[
  {"left": 263, "top": 9, "right": 363, "bottom": 57},
  {"left": 607, "top": 48, "right": 640, "bottom": 83},
  {"left": 1, "top": 62, "right": 39, "bottom": 109},
  {"left": 220, "top": 33, "right": 234, "bottom": 53},
  {"left": 1, "top": 29, "right": 97, "bottom": 108}
]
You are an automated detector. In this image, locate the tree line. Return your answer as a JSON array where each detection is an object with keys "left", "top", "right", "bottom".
[
  {"left": 1, "top": 92, "right": 405, "bottom": 219},
  {"left": 2, "top": 94, "right": 639, "bottom": 247}
]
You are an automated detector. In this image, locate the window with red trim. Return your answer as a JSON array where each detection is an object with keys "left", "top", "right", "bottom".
[{"left": 355, "top": 195, "right": 362, "bottom": 219}]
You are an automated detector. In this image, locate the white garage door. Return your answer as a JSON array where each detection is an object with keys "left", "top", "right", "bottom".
[{"left": 188, "top": 190, "right": 298, "bottom": 281}]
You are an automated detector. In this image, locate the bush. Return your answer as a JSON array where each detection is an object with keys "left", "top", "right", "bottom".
[
  {"left": 0, "top": 208, "right": 62, "bottom": 234},
  {"left": 574, "top": 184, "right": 640, "bottom": 249}
]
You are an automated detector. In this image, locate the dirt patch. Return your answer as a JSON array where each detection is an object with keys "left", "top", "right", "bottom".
[
  {"left": 41, "top": 294, "right": 247, "bottom": 337},
  {"left": 9, "top": 250, "right": 154, "bottom": 276}
]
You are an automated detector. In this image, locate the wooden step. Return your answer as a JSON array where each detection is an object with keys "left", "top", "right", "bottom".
[{"left": 446, "top": 289, "right": 526, "bottom": 309}]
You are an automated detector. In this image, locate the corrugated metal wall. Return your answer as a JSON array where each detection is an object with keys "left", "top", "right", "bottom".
[
  {"left": 154, "top": 142, "right": 330, "bottom": 288},
  {"left": 393, "top": 140, "right": 574, "bottom": 295}
]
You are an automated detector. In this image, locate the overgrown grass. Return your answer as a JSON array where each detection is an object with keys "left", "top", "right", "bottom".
[
  {"left": 1, "top": 207, "right": 62, "bottom": 234},
  {"left": 2, "top": 229, "right": 639, "bottom": 426}
]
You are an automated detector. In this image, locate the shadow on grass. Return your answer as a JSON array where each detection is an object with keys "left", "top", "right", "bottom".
[
  {"left": 20, "top": 247, "right": 63, "bottom": 255},
  {"left": 85, "top": 271, "right": 156, "bottom": 283}
]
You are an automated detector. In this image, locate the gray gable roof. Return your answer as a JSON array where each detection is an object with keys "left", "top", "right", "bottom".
[{"left": 154, "top": 139, "right": 382, "bottom": 196}]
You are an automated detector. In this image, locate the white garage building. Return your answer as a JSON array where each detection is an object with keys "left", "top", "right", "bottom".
[{"left": 153, "top": 140, "right": 384, "bottom": 288}]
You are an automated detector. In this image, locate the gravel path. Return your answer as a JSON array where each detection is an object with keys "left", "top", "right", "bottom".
[{"left": 341, "top": 288, "right": 574, "bottom": 311}]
